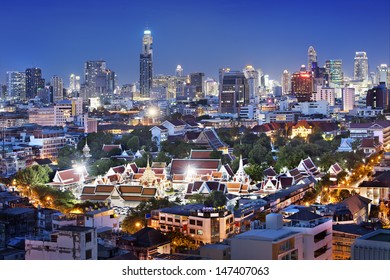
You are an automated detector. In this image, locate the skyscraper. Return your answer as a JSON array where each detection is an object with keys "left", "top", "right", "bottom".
[
  {"left": 82, "top": 60, "right": 115, "bottom": 100},
  {"left": 354, "top": 52, "right": 369, "bottom": 84},
  {"left": 52, "top": 75, "right": 64, "bottom": 103},
  {"left": 25, "top": 68, "right": 45, "bottom": 100},
  {"left": 325, "top": 60, "right": 343, "bottom": 86},
  {"left": 281, "top": 70, "right": 291, "bottom": 95},
  {"left": 243, "top": 65, "right": 259, "bottom": 104},
  {"left": 307, "top": 46, "right": 317, "bottom": 71},
  {"left": 69, "top": 74, "right": 81, "bottom": 93},
  {"left": 219, "top": 69, "right": 249, "bottom": 114},
  {"left": 139, "top": 29, "right": 153, "bottom": 98},
  {"left": 190, "top": 72, "right": 205, "bottom": 99},
  {"left": 175, "top": 65, "right": 183, "bottom": 77},
  {"left": 377, "top": 64, "right": 389, "bottom": 86},
  {"left": 291, "top": 67, "right": 313, "bottom": 102},
  {"left": 6, "top": 71, "right": 26, "bottom": 100}
]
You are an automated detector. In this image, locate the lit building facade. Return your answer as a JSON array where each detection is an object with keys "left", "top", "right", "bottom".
[
  {"left": 354, "top": 52, "right": 369, "bottom": 85},
  {"left": 325, "top": 60, "right": 343, "bottom": 86},
  {"left": 291, "top": 69, "right": 313, "bottom": 102},
  {"left": 6, "top": 71, "right": 26, "bottom": 101},
  {"left": 25, "top": 68, "right": 45, "bottom": 100},
  {"left": 51, "top": 75, "right": 64, "bottom": 103},
  {"left": 140, "top": 29, "right": 153, "bottom": 98},
  {"left": 219, "top": 69, "right": 249, "bottom": 114}
]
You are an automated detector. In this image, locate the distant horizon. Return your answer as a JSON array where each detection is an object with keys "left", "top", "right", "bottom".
[{"left": 0, "top": 0, "right": 389, "bottom": 86}]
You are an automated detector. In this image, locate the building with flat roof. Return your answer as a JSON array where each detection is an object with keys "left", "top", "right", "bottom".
[{"left": 351, "top": 229, "right": 390, "bottom": 259}]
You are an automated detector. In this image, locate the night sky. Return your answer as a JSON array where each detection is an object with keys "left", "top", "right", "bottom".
[{"left": 0, "top": 0, "right": 389, "bottom": 86}]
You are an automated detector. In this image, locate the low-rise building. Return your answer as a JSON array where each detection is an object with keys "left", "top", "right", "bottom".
[
  {"left": 25, "top": 226, "right": 98, "bottom": 260},
  {"left": 351, "top": 229, "right": 390, "bottom": 260}
]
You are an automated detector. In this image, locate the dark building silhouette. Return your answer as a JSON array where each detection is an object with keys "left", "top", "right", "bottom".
[{"left": 366, "top": 82, "right": 389, "bottom": 111}]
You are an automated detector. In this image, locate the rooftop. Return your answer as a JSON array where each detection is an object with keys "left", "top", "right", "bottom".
[{"left": 234, "top": 228, "right": 299, "bottom": 242}]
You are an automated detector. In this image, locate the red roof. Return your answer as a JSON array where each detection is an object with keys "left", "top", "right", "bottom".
[
  {"left": 190, "top": 150, "right": 213, "bottom": 159},
  {"left": 102, "top": 144, "right": 122, "bottom": 153}
]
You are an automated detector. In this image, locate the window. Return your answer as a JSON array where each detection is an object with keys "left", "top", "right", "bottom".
[
  {"left": 197, "top": 230, "right": 203, "bottom": 235},
  {"left": 167, "top": 217, "right": 173, "bottom": 222},
  {"left": 189, "top": 219, "right": 195, "bottom": 225},
  {"left": 86, "top": 249, "right": 92, "bottom": 260},
  {"left": 197, "top": 220, "right": 203, "bottom": 227},
  {"left": 160, "top": 216, "right": 166, "bottom": 221},
  {"left": 85, "top": 232, "right": 92, "bottom": 243},
  {"left": 189, "top": 229, "right": 195, "bottom": 234},
  {"left": 175, "top": 219, "right": 180, "bottom": 223}
]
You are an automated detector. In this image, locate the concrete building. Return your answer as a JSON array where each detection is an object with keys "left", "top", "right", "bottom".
[
  {"left": 219, "top": 68, "right": 249, "bottom": 114},
  {"left": 291, "top": 101, "right": 329, "bottom": 116},
  {"left": 351, "top": 229, "right": 390, "bottom": 260},
  {"left": 342, "top": 87, "right": 355, "bottom": 112},
  {"left": 313, "top": 86, "right": 335, "bottom": 106},
  {"left": 25, "top": 226, "right": 97, "bottom": 260}
]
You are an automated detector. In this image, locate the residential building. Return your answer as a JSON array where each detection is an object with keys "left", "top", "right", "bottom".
[
  {"left": 349, "top": 120, "right": 390, "bottom": 150},
  {"left": 333, "top": 224, "right": 375, "bottom": 260},
  {"left": 360, "top": 171, "right": 390, "bottom": 205},
  {"left": 291, "top": 101, "right": 329, "bottom": 116},
  {"left": 281, "top": 70, "right": 291, "bottom": 95},
  {"left": 28, "top": 127, "right": 66, "bottom": 160},
  {"left": 366, "top": 82, "right": 389, "bottom": 110},
  {"left": 52, "top": 75, "right": 64, "bottom": 103},
  {"left": 313, "top": 86, "right": 335, "bottom": 106},
  {"left": 342, "top": 87, "right": 355, "bottom": 112},
  {"left": 25, "top": 226, "right": 98, "bottom": 260},
  {"left": 291, "top": 120, "right": 312, "bottom": 139}
]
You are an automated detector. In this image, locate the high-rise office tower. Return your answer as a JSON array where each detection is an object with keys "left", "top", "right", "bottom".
[
  {"left": 243, "top": 65, "right": 259, "bottom": 103},
  {"left": 354, "top": 52, "right": 369, "bottom": 84},
  {"left": 176, "top": 65, "right": 183, "bottom": 77},
  {"left": 140, "top": 29, "right": 153, "bottom": 98},
  {"left": 366, "top": 82, "right": 389, "bottom": 110},
  {"left": 291, "top": 68, "right": 313, "bottom": 102},
  {"left": 25, "top": 68, "right": 45, "bottom": 100},
  {"left": 282, "top": 70, "right": 291, "bottom": 95},
  {"left": 308, "top": 46, "right": 317, "bottom": 71},
  {"left": 325, "top": 60, "right": 343, "bottom": 86},
  {"left": 342, "top": 87, "right": 355, "bottom": 112},
  {"left": 69, "top": 74, "right": 81, "bottom": 92},
  {"left": 190, "top": 72, "right": 205, "bottom": 99},
  {"left": 83, "top": 60, "right": 115, "bottom": 100},
  {"left": 204, "top": 78, "right": 218, "bottom": 96},
  {"left": 377, "top": 64, "right": 389, "bottom": 86},
  {"left": 6, "top": 71, "right": 26, "bottom": 100},
  {"left": 52, "top": 75, "right": 64, "bottom": 103},
  {"left": 219, "top": 68, "right": 249, "bottom": 114},
  {"left": 311, "top": 62, "right": 329, "bottom": 89}
]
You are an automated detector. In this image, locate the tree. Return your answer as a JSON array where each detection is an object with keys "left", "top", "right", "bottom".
[
  {"left": 204, "top": 191, "right": 227, "bottom": 208},
  {"left": 210, "top": 150, "right": 223, "bottom": 159},
  {"left": 89, "top": 159, "right": 125, "bottom": 176},
  {"left": 15, "top": 165, "right": 52, "bottom": 187},
  {"left": 108, "top": 147, "right": 122, "bottom": 157},
  {"left": 57, "top": 146, "right": 80, "bottom": 169},
  {"left": 188, "top": 193, "right": 207, "bottom": 204},
  {"left": 339, "top": 189, "right": 352, "bottom": 201},
  {"left": 126, "top": 136, "right": 140, "bottom": 152},
  {"left": 166, "top": 231, "right": 196, "bottom": 252},
  {"left": 244, "top": 164, "right": 264, "bottom": 181}
]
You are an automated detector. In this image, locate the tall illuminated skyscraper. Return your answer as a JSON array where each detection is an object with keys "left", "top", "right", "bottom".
[
  {"left": 6, "top": 71, "right": 26, "bottom": 100},
  {"left": 307, "top": 46, "right": 317, "bottom": 71},
  {"left": 377, "top": 64, "right": 388, "bottom": 86},
  {"left": 25, "top": 67, "right": 45, "bottom": 100},
  {"left": 281, "top": 70, "right": 291, "bottom": 95},
  {"left": 175, "top": 65, "right": 183, "bottom": 77},
  {"left": 219, "top": 68, "right": 249, "bottom": 114},
  {"left": 52, "top": 75, "right": 64, "bottom": 103},
  {"left": 291, "top": 68, "right": 313, "bottom": 102},
  {"left": 354, "top": 52, "right": 369, "bottom": 84},
  {"left": 69, "top": 74, "right": 81, "bottom": 92},
  {"left": 325, "top": 60, "right": 343, "bottom": 86},
  {"left": 140, "top": 29, "right": 153, "bottom": 98}
]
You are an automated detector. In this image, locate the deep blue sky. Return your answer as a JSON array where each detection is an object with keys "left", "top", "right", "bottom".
[{"left": 0, "top": 0, "right": 389, "bottom": 86}]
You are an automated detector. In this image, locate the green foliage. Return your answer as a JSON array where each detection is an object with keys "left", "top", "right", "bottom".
[
  {"left": 338, "top": 189, "right": 352, "bottom": 201},
  {"left": 160, "top": 139, "right": 197, "bottom": 159},
  {"left": 126, "top": 136, "right": 140, "bottom": 152},
  {"left": 188, "top": 193, "right": 207, "bottom": 204},
  {"left": 121, "top": 198, "right": 176, "bottom": 234},
  {"left": 77, "top": 132, "right": 114, "bottom": 160},
  {"left": 155, "top": 151, "right": 172, "bottom": 164},
  {"left": 107, "top": 147, "right": 122, "bottom": 157},
  {"left": 31, "top": 184, "right": 76, "bottom": 211},
  {"left": 57, "top": 146, "right": 80, "bottom": 169},
  {"left": 244, "top": 163, "right": 264, "bottom": 181},
  {"left": 89, "top": 158, "right": 125, "bottom": 176},
  {"left": 166, "top": 231, "right": 197, "bottom": 251},
  {"left": 204, "top": 191, "right": 227, "bottom": 208},
  {"left": 209, "top": 150, "right": 223, "bottom": 159},
  {"left": 15, "top": 165, "right": 52, "bottom": 187}
]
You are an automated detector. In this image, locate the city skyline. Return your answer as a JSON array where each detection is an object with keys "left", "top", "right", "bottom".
[{"left": 0, "top": 0, "right": 389, "bottom": 86}]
